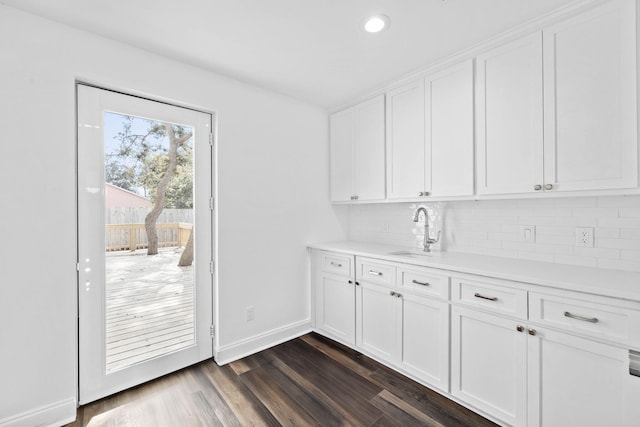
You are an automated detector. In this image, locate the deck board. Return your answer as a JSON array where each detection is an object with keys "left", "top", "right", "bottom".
[{"left": 105, "top": 249, "right": 195, "bottom": 373}]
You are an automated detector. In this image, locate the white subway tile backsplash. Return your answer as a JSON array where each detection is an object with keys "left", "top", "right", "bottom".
[
  {"left": 598, "top": 217, "right": 640, "bottom": 228},
  {"left": 348, "top": 195, "right": 640, "bottom": 272},
  {"left": 597, "top": 238, "right": 640, "bottom": 251}
]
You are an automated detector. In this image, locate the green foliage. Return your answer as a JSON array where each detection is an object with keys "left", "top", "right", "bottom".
[{"left": 105, "top": 115, "right": 193, "bottom": 207}]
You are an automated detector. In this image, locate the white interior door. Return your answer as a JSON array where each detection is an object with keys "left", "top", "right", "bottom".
[{"left": 77, "top": 85, "right": 214, "bottom": 404}]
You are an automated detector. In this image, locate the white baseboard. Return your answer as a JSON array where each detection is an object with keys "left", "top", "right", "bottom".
[
  {"left": 0, "top": 397, "right": 76, "bottom": 427},
  {"left": 215, "top": 320, "right": 311, "bottom": 365}
]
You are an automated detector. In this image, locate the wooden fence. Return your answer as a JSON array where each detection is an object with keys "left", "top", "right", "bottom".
[
  {"left": 106, "top": 208, "right": 193, "bottom": 225},
  {"left": 105, "top": 222, "right": 192, "bottom": 252}
]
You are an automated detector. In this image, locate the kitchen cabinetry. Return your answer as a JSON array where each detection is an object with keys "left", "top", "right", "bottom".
[
  {"left": 451, "top": 275, "right": 640, "bottom": 427},
  {"left": 356, "top": 258, "right": 398, "bottom": 361},
  {"left": 426, "top": 59, "right": 475, "bottom": 197},
  {"left": 528, "top": 327, "right": 640, "bottom": 427},
  {"left": 451, "top": 306, "right": 527, "bottom": 426},
  {"left": 310, "top": 246, "right": 640, "bottom": 426},
  {"left": 451, "top": 276, "right": 529, "bottom": 425},
  {"left": 329, "top": 95, "right": 385, "bottom": 202},
  {"left": 478, "top": 0, "right": 638, "bottom": 196},
  {"left": 386, "top": 60, "right": 475, "bottom": 200},
  {"left": 476, "top": 32, "right": 544, "bottom": 196},
  {"left": 543, "top": 0, "right": 637, "bottom": 192},
  {"left": 386, "top": 80, "right": 426, "bottom": 199},
  {"left": 312, "top": 251, "right": 356, "bottom": 345}
]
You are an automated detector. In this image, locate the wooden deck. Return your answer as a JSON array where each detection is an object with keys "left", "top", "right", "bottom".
[{"left": 105, "top": 248, "right": 195, "bottom": 373}]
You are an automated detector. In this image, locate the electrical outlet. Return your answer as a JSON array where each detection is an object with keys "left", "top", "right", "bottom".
[
  {"left": 246, "top": 306, "right": 255, "bottom": 322},
  {"left": 520, "top": 225, "right": 536, "bottom": 243},
  {"left": 382, "top": 223, "right": 390, "bottom": 233},
  {"left": 575, "top": 227, "right": 594, "bottom": 248}
]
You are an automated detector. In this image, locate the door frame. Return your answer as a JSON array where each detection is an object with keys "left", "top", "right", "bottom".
[{"left": 75, "top": 81, "right": 218, "bottom": 404}]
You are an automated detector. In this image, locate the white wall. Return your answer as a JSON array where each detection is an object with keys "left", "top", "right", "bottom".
[
  {"left": 0, "top": 6, "right": 347, "bottom": 425},
  {"left": 349, "top": 195, "right": 640, "bottom": 272}
]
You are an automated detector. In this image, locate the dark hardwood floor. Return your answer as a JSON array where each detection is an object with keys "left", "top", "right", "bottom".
[{"left": 66, "top": 333, "right": 497, "bottom": 426}]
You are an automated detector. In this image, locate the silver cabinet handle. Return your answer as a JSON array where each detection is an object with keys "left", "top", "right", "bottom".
[
  {"left": 516, "top": 325, "right": 524, "bottom": 332},
  {"left": 564, "top": 311, "right": 598, "bottom": 323},
  {"left": 544, "top": 184, "right": 553, "bottom": 190},
  {"left": 534, "top": 184, "right": 542, "bottom": 191},
  {"left": 474, "top": 292, "right": 498, "bottom": 301},
  {"left": 528, "top": 328, "right": 537, "bottom": 336},
  {"left": 390, "top": 291, "right": 396, "bottom": 296},
  {"left": 330, "top": 261, "right": 342, "bottom": 267},
  {"left": 396, "top": 293, "right": 402, "bottom": 298},
  {"left": 368, "top": 270, "right": 383, "bottom": 276},
  {"left": 412, "top": 279, "right": 430, "bottom": 286},
  {"left": 418, "top": 191, "right": 424, "bottom": 196}
]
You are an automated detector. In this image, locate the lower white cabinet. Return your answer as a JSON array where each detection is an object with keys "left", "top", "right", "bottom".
[
  {"left": 357, "top": 281, "right": 398, "bottom": 361},
  {"left": 451, "top": 306, "right": 528, "bottom": 426},
  {"left": 316, "top": 274, "right": 356, "bottom": 345},
  {"left": 356, "top": 281, "right": 450, "bottom": 392},
  {"left": 400, "top": 292, "right": 449, "bottom": 391},
  {"left": 310, "top": 248, "right": 640, "bottom": 427},
  {"left": 528, "top": 327, "right": 640, "bottom": 427},
  {"left": 312, "top": 251, "right": 356, "bottom": 346}
]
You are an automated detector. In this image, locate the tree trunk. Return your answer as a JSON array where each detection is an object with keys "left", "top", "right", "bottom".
[
  {"left": 178, "top": 229, "right": 194, "bottom": 266},
  {"left": 145, "top": 125, "right": 192, "bottom": 255}
]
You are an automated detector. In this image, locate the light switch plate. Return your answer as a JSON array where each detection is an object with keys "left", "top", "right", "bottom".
[{"left": 520, "top": 225, "right": 536, "bottom": 243}]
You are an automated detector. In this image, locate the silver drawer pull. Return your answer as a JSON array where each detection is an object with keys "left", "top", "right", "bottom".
[
  {"left": 368, "top": 270, "right": 383, "bottom": 276},
  {"left": 412, "top": 279, "right": 430, "bottom": 286},
  {"left": 474, "top": 292, "right": 498, "bottom": 302},
  {"left": 330, "top": 262, "right": 343, "bottom": 267},
  {"left": 564, "top": 311, "right": 598, "bottom": 323}
]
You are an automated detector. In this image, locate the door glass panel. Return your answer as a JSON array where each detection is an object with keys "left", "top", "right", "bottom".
[{"left": 103, "top": 112, "right": 195, "bottom": 373}]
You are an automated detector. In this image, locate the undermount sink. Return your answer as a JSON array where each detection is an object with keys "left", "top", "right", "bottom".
[{"left": 388, "top": 250, "right": 441, "bottom": 258}]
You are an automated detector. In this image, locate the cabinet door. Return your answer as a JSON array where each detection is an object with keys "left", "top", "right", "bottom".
[
  {"left": 543, "top": 0, "right": 637, "bottom": 192},
  {"left": 400, "top": 293, "right": 449, "bottom": 392},
  {"left": 427, "top": 60, "right": 474, "bottom": 197},
  {"left": 476, "top": 33, "right": 544, "bottom": 195},
  {"left": 528, "top": 327, "right": 640, "bottom": 427},
  {"left": 357, "top": 282, "right": 399, "bottom": 361},
  {"left": 354, "top": 95, "right": 386, "bottom": 201},
  {"left": 317, "top": 274, "right": 356, "bottom": 345},
  {"left": 329, "top": 108, "right": 355, "bottom": 202},
  {"left": 386, "top": 80, "right": 426, "bottom": 199},
  {"left": 451, "top": 306, "right": 527, "bottom": 426}
]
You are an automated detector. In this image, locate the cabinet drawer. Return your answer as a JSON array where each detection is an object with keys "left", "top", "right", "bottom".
[
  {"left": 530, "top": 293, "right": 640, "bottom": 346},
  {"left": 399, "top": 267, "right": 449, "bottom": 300},
  {"left": 322, "top": 253, "right": 352, "bottom": 277},
  {"left": 357, "top": 258, "right": 396, "bottom": 286},
  {"left": 452, "top": 277, "right": 527, "bottom": 320}
]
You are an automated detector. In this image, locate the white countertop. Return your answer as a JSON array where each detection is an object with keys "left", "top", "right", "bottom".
[{"left": 309, "top": 241, "right": 640, "bottom": 303}]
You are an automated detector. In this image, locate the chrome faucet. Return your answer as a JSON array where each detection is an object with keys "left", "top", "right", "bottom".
[{"left": 413, "top": 206, "right": 441, "bottom": 252}]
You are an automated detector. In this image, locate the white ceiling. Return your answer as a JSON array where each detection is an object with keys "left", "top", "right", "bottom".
[{"left": 5, "top": 0, "right": 576, "bottom": 109}]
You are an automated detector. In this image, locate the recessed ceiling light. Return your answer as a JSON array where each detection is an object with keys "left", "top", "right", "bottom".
[{"left": 364, "top": 15, "right": 390, "bottom": 33}]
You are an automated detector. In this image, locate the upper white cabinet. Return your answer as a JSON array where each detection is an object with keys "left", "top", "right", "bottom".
[
  {"left": 386, "top": 80, "right": 426, "bottom": 199},
  {"left": 330, "top": 95, "right": 385, "bottom": 202},
  {"left": 386, "top": 60, "right": 475, "bottom": 200},
  {"left": 476, "top": 33, "right": 544, "bottom": 196},
  {"left": 427, "top": 59, "right": 475, "bottom": 197},
  {"left": 478, "top": 0, "right": 638, "bottom": 196},
  {"left": 543, "top": 0, "right": 638, "bottom": 192}
]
